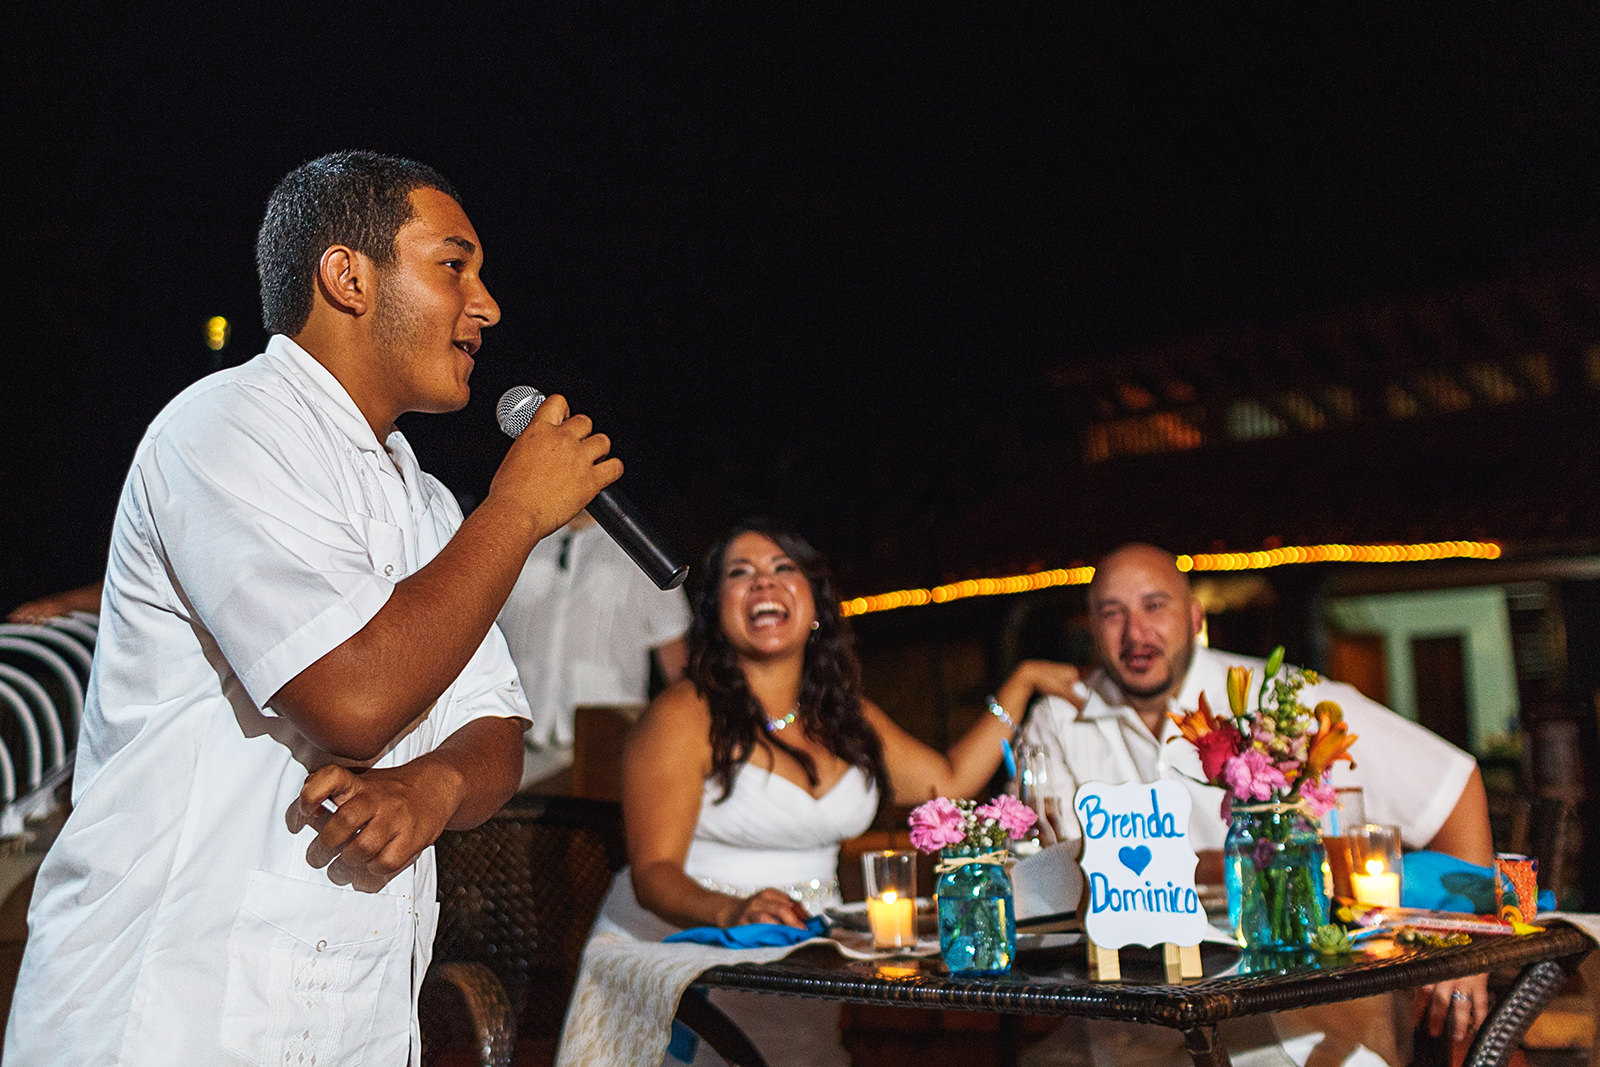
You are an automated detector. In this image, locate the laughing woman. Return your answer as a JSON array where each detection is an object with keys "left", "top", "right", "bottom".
[{"left": 587, "top": 518, "right": 1080, "bottom": 1066}]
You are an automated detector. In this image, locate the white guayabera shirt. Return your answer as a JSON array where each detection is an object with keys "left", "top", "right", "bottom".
[
  {"left": 497, "top": 518, "right": 689, "bottom": 784},
  {"left": 7, "top": 336, "right": 530, "bottom": 1067}
]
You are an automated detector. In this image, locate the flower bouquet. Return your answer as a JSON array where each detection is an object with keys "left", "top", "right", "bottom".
[
  {"left": 909, "top": 795, "right": 1036, "bottom": 974},
  {"left": 1168, "top": 646, "right": 1359, "bottom": 952}
]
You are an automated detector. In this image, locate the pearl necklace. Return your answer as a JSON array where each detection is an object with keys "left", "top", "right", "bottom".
[{"left": 764, "top": 704, "right": 801, "bottom": 733}]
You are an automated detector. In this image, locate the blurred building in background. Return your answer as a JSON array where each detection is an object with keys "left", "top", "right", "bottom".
[{"left": 849, "top": 264, "right": 1600, "bottom": 909}]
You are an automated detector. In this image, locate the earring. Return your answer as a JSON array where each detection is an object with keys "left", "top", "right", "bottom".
[{"left": 810, "top": 620, "right": 820, "bottom": 631}]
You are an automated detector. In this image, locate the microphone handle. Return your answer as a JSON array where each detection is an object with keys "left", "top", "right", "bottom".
[{"left": 586, "top": 487, "right": 690, "bottom": 590}]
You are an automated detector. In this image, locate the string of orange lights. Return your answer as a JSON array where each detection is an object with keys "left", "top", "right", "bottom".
[{"left": 838, "top": 540, "right": 1502, "bottom": 618}]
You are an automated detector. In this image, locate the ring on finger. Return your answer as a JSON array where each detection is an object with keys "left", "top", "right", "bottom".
[{"left": 1450, "top": 990, "right": 1469, "bottom": 1003}]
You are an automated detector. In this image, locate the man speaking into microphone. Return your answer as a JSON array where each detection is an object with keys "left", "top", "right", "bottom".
[{"left": 6, "top": 151, "right": 619, "bottom": 1065}]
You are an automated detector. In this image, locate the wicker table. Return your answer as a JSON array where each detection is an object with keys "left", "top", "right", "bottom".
[{"left": 692, "top": 921, "right": 1594, "bottom": 1067}]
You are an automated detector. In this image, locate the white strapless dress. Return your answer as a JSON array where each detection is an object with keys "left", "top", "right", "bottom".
[{"left": 592, "top": 762, "right": 879, "bottom": 1066}]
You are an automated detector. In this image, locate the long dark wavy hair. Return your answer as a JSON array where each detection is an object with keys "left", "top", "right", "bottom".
[{"left": 688, "top": 519, "right": 888, "bottom": 802}]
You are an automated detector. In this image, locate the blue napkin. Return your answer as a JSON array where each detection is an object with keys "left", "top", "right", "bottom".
[
  {"left": 662, "top": 917, "right": 830, "bottom": 1060},
  {"left": 663, "top": 915, "right": 829, "bottom": 948},
  {"left": 1401, "top": 850, "right": 1555, "bottom": 914},
  {"left": 667, "top": 1019, "right": 699, "bottom": 1063}
]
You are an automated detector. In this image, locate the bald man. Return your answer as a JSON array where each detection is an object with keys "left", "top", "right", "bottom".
[{"left": 1018, "top": 543, "right": 1494, "bottom": 1067}]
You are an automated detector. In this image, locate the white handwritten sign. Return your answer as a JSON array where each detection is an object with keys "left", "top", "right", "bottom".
[{"left": 1072, "top": 779, "right": 1211, "bottom": 949}]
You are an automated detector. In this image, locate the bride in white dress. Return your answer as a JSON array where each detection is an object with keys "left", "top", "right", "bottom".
[{"left": 592, "top": 520, "right": 1082, "bottom": 1066}]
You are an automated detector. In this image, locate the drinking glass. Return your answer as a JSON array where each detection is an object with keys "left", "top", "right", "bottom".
[
  {"left": 1011, "top": 740, "right": 1063, "bottom": 845},
  {"left": 1319, "top": 787, "right": 1365, "bottom": 899}
]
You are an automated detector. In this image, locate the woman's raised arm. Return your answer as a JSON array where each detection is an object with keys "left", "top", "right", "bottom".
[{"left": 867, "top": 660, "right": 1084, "bottom": 805}]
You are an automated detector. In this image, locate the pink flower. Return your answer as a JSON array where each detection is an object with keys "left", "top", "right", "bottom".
[
  {"left": 976, "top": 794, "right": 1038, "bottom": 839},
  {"left": 908, "top": 797, "right": 967, "bottom": 853},
  {"left": 1299, "top": 777, "right": 1337, "bottom": 819},
  {"left": 1222, "top": 749, "right": 1290, "bottom": 802}
]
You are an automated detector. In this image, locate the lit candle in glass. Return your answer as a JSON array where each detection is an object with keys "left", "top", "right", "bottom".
[
  {"left": 866, "top": 890, "right": 917, "bottom": 947},
  {"left": 1347, "top": 824, "right": 1404, "bottom": 908},
  {"left": 862, "top": 850, "right": 918, "bottom": 949},
  {"left": 1351, "top": 858, "right": 1401, "bottom": 907}
]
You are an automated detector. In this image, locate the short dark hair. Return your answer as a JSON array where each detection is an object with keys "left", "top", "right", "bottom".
[{"left": 255, "top": 150, "right": 460, "bottom": 335}]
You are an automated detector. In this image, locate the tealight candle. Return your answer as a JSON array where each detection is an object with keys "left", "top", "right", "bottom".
[
  {"left": 1351, "top": 858, "right": 1401, "bottom": 907},
  {"left": 866, "top": 890, "right": 917, "bottom": 948}
]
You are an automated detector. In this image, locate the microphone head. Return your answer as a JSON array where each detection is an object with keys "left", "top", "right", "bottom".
[{"left": 496, "top": 386, "right": 546, "bottom": 438}]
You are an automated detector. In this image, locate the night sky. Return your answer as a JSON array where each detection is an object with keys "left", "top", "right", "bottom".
[{"left": 8, "top": 7, "right": 1600, "bottom": 602}]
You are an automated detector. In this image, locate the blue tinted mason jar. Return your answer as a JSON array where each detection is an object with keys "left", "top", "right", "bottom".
[
  {"left": 935, "top": 847, "right": 1016, "bottom": 975},
  {"left": 1224, "top": 806, "right": 1329, "bottom": 952}
]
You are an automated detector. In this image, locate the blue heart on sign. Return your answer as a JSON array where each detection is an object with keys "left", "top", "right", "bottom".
[{"left": 1119, "top": 845, "right": 1152, "bottom": 876}]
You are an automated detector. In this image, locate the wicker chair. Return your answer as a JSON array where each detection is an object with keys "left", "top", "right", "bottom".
[{"left": 420, "top": 794, "right": 766, "bottom": 1067}]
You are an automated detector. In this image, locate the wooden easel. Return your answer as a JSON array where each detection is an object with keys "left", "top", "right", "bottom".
[{"left": 1087, "top": 937, "right": 1202, "bottom": 982}]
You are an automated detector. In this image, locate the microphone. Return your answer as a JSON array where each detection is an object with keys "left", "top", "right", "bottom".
[{"left": 496, "top": 386, "right": 689, "bottom": 590}]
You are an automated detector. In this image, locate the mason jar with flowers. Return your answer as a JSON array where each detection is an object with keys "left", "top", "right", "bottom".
[
  {"left": 909, "top": 794, "right": 1036, "bottom": 975},
  {"left": 1169, "top": 646, "right": 1359, "bottom": 953}
]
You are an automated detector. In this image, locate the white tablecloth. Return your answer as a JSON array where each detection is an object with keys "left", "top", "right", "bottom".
[{"left": 556, "top": 933, "right": 835, "bottom": 1066}]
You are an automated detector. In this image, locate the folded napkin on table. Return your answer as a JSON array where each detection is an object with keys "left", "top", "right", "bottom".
[
  {"left": 664, "top": 915, "right": 829, "bottom": 948},
  {"left": 1401, "top": 850, "right": 1555, "bottom": 914}
]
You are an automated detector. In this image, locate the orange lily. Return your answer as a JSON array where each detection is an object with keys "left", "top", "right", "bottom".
[
  {"left": 1170, "top": 691, "right": 1223, "bottom": 743},
  {"left": 1169, "top": 692, "right": 1243, "bottom": 782},
  {"left": 1303, "top": 700, "right": 1358, "bottom": 779}
]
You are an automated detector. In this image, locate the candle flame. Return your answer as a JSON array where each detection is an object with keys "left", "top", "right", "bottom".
[
  {"left": 1365, "top": 859, "right": 1384, "bottom": 876},
  {"left": 881, "top": 891, "right": 898, "bottom": 904}
]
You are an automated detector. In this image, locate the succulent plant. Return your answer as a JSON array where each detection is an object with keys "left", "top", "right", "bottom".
[{"left": 1310, "top": 924, "right": 1353, "bottom": 956}]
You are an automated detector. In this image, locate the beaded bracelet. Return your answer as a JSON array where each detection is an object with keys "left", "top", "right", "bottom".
[{"left": 985, "top": 694, "right": 1016, "bottom": 730}]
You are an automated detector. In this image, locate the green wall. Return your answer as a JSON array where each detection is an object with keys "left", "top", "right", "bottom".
[{"left": 1324, "top": 587, "right": 1519, "bottom": 752}]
